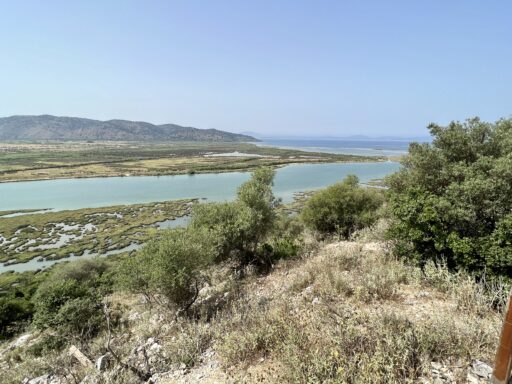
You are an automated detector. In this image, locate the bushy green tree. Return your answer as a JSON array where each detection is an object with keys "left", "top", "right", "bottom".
[
  {"left": 190, "top": 167, "right": 279, "bottom": 266},
  {"left": 31, "top": 259, "right": 112, "bottom": 343},
  {"left": 0, "top": 296, "right": 34, "bottom": 339},
  {"left": 118, "top": 228, "right": 214, "bottom": 310},
  {"left": 388, "top": 117, "right": 512, "bottom": 275},
  {"left": 301, "top": 175, "right": 385, "bottom": 237},
  {"left": 190, "top": 202, "right": 253, "bottom": 262}
]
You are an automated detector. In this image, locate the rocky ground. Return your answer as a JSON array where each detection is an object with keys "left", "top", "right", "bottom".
[{"left": 1, "top": 236, "right": 504, "bottom": 383}]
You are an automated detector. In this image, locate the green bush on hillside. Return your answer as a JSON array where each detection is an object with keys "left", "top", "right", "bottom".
[
  {"left": 388, "top": 117, "right": 512, "bottom": 275},
  {"left": 118, "top": 228, "right": 214, "bottom": 310},
  {"left": 301, "top": 175, "right": 385, "bottom": 237},
  {"left": 190, "top": 167, "right": 279, "bottom": 267},
  {"left": 0, "top": 296, "right": 34, "bottom": 339},
  {"left": 118, "top": 167, "right": 288, "bottom": 312},
  {"left": 31, "top": 259, "right": 113, "bottom": 344},
  {"left": 264, "top": 215, "right": 305, "bottom": 262}
]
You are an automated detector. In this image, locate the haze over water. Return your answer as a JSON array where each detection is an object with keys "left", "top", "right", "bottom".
[{"left": 257, "top": 139, "right": 414, "bottom": 157}]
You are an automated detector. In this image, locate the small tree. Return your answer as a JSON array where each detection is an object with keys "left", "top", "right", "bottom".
[
  {"left": 301, "top": 175, "right": 384, "bottom": 238},
  {"left": 190, "top": 201, "right": 253, "bottom": 263},
  {"left": 0, "top": 296, "right": 34, "bottom": 339},
  {"left": 387, "top": 117, "right": 512, "bottom": 275},
  {"left": 190, "top": 167, "right": 278, "bottom": 266},
  {"left": 118, "top": 228, "right": 214, "bottom": 311},
  {"left": 32, "top": 259, "right": 112, "bottom": 345}
]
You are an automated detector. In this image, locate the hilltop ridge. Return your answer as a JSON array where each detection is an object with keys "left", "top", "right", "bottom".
[{"left": 0, "top": 115, "right": 258, "bottom": 142}]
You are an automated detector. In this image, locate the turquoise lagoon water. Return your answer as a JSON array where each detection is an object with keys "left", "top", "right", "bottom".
[
  {"left": 0, "top": 162, "right": 400, "bottom": 272},
  {"left": 0, "top": 162, "right": 400, "bottom": 212}
]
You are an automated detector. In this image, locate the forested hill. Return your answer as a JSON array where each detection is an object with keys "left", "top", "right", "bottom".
[{"left": 0, "top": 115, "right": 258, "bottom": 142}]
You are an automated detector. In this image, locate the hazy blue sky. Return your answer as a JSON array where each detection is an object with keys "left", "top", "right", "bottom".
[{"left": 1, "top": 1, "right": 511, "bottom": 136}]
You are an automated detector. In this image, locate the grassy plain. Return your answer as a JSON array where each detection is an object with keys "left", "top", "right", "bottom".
[{"left": 0, "top": 141, "right": 381, "bottom": 182}]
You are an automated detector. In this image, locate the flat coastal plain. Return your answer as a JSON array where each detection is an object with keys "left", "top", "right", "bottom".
[{"left": 0, "top": 141, "right": 381, "bottom": 183}]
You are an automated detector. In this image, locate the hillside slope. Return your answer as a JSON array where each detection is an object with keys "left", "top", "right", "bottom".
[
  {"left": 0, "top": 115, "right": 258, "bottom": 142},
  {"left": 1, "top": 235, "right": 501, "bottom": 383}
]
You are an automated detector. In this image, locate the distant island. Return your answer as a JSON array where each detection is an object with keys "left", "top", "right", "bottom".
[{"left": 0, "top": 115, "right": 258, "bottom": 142}]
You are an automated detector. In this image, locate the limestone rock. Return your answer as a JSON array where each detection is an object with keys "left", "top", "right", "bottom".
[
  {"left": 68, "top": 345, "right": 93, "bottom": 368},
  {"left": 470, "top": 359, "right": 492, "bottom": 379},
  {"left": 96, "top": 353, "right": 110, "bottom": 371},
  {"left": 22, "top": 374, "right": 57, "bottom": 384}
]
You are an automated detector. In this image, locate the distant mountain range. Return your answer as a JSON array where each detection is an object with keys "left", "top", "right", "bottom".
[{"left": 0, "top": 115, "right": 258, "bottom": 142}]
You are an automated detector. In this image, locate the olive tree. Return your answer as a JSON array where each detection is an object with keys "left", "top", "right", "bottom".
[
  {"left": 31, "top": 259, "right": 112, "bottom": 344},
  {"left": 388, "top": 117, "right": 512, "bottom": 276},
  {"left": 301, "top": 175, "right": 384, "bottom": 238},
  {"left": 118, "top": 228, "right": 214, "bottom": 310},
  {"left": 190, "top": 167, "right": 279, "bottom": 266}
]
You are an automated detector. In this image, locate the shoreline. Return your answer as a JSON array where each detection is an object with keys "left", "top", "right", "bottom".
[{"left": 0, "top": 157, "right": 387, "bottom": 184}]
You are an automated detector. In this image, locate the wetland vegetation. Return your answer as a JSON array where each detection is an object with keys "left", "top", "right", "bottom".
[
  {"left": 0, "top": 200, "right": 194, "bottom": 266},
  {"left": 0, "top": 141, "right": 379, "bottom": 183}
]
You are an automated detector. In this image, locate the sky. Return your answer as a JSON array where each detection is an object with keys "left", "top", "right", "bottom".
[{"left": 0, "top": 1, "right": 511, "bottom": 137}]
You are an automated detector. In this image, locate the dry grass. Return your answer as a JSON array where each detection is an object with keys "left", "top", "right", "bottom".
[{"left": 1, "top": 230, "right": 506, "bottom": 383}]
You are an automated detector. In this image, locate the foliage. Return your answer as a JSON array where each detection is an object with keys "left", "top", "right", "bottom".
[
  {"left": 190, "top": 167, "right": 279, "bottom": 266},
  {"left": 0, "top": 296, "right": 34, "bottom": 339},
  {"left": 31, "top": 259, "right": 113, "bottom": 343},
  {"left": 26, "top": 335, "right": 67, "bottom": 357},
  {"left": 0, "top": 270, "right": 49, "bottom": 339},
  {"left": 191, "top": 202, "right": 252, "bottom": 263},
  {"left": 118, "top": 228, "right": 214, "bottom": 309},
  {"left": 265, "top": 215, "right": 305, "bottom": 262},
  {"left": 300, "top": 175, "right": 385, "bottom": 237},
  {"left": 388, "top": 117, "right": 512, "bottom": 275}
]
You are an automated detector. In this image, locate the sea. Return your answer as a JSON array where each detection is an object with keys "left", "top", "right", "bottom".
[{"left": 256, "top": 138, "right": 421, "bottom": 157}]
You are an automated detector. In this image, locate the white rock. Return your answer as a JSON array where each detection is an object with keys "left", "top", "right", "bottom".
[
  {"left": 96, "top": 354, "right": 109, "bottom": 371},
  {"left": 466, "top": 372, "right": 480, "bottom": 384},
  {"left": 23, "top": 374, "right": 53, "bottom": 384},
  {"left": 1, "top": 333, "right": 32, "bottom": 355},
  {"left": 471, "top": 359, "right": 492, "bottom": 378},
  {"left": 312, "top": 297, "right": 321, "bottom": 305}
]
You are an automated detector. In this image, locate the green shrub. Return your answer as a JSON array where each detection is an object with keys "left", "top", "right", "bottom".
[
  {"left": 191, "top": 201, "right": 253, "bottom": 263},
  {"left": 266, "top": 215, "right": 305, "bottom": 262},
  {"left": 388, "top": 117, "right": 512, "bottom": 276},
  {"left": 300, "top": 175, "right": 384, "bottom": 237},
  {"left": 0, "top": 296, "right": 34, "bottom": 339},
  {"left": 190, "top": 167, "right": 279, "bottom": 267},
  {"left": 26, "top": 334, "right": 67, "bottom": 356},
  {"left": 118, "top": 228, "right": 214, "bottom": 310},
  {"left": 31, "top": 259, "right": 112, "bottom": 343}
]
